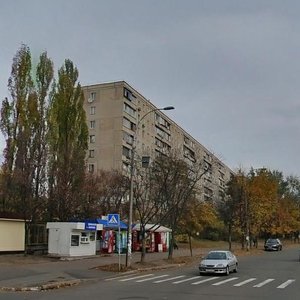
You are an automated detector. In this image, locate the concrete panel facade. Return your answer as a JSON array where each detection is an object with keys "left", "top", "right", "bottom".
[{"left": 82, "top": 81, "right": 234, "bottom": 202}]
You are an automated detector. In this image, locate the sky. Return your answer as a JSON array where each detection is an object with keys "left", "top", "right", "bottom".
[{"left": 1, "top": 0, "right": 300, "bottom": 177}]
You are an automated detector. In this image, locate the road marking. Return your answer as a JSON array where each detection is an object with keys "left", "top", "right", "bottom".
[
  {"left": 154, "top": 275, "right": 186, "bottom": 283},
  {"left": 120, "top": 274, "right": 154, "bottom": 281},
  {"left": 277, "top": 279, "right": 296, "bottom": 289},
  {"left": 191, "top": 277, "right": 219, "bottom": 285},
  {"left": 173, "top": 276, "right": 201, "bottom": 284},
  {"left": 234, "top": 278, "right": 257, "bottom": 287},
  {"left": 212, "top": 277, "right": 238, "bottom": 286},
  {"left": 105, "top": 273, "right": 139, "bottom": 281},
  {"left": 253, "top": 279, "right": 274, "bottom": 287},
  {"left": 136, "top": 275, "right": 169, "bottom": 282}
]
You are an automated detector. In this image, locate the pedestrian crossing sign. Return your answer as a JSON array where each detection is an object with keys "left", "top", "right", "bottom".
[{"left": 108, "top": 214, "right": 120, "bottom": 226}]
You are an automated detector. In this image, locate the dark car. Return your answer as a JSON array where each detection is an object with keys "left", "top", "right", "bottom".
[{"left": 264, "top": 238, "right": 282, "bottom": 251}]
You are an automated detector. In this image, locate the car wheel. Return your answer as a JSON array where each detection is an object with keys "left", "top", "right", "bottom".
[
  {"left": 225, "top": 266, "right": 230, "bottom": 276},
  {"left": 233, "top": 263, "right": 238, "bottom": 273}
]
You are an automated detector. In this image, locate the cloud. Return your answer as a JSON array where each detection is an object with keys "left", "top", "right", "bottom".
[{"left": 1, "top": 0, "right": 300, "bottom": 176}]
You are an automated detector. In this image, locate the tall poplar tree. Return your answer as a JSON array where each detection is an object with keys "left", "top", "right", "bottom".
[
  {"left": 47, "top": 59, "right": 88, "bottom": 221},
  {"left": 0, "top": 45, "right": 53, "bottom": 222}
]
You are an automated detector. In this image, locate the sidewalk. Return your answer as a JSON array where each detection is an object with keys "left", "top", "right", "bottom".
[{"left": 0, "top": 247, "right": 204, "bottom": 292}]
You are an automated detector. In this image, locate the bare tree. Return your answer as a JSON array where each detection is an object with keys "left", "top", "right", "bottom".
[
  {"left": 80, "top": 170, "right": 129, "bottom": 219},
  {"left": 132, "top": 150, "right": 210, "bottom": 261}
]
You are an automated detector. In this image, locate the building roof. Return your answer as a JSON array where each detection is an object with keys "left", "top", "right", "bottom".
[
  {"left": 0, "top": 211, "right": 24, "bottom": 220},
  {"left": 132, "top": 223, "right": 172, "bottom": 232}
]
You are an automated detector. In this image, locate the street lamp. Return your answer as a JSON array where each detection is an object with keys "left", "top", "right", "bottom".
[{"left": 126, "top": 106, "right": 175, "bottom": 267}]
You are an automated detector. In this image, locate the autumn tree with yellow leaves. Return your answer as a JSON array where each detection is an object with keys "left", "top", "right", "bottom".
[{"left": 223, "top": 168, "right": 300, "bottom": 249}]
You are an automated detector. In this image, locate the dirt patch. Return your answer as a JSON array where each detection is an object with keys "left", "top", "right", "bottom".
[{"left": 94, "top": 255, "right": 200, "bottom": 272}]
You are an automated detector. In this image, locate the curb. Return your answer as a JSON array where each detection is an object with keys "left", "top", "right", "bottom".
[{"left": 0, "top": 279, "right": 81, "bottom": 292}]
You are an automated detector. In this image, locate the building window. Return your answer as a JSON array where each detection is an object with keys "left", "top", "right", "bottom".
[
  {"left": 90, "top": 106, "right": 95, "bottom": 115},
  {"left": 123, "top": 103, "right": 136, "bottom": 117},
  {"left": 123, "top": 131, "right": 134, "bottom": 145},
  {"left": 204, "top": 187, "right": 213, "bottom": 199},
  {"left": 90, "top": 120, "right": 95, "bottom": 129},
  {"left": 204, "top": 152, "right": 212, "bottom": 162},
  {"left": 184, "top": 136, "right": 195, "bottom": 149},
  {"left": 90, "top": 92, "right": 96, "bottom": 101},
  {"left": 155, "top": 113, "right": 170, "bottom": 130},
  {"left": 122, "top": 146, "right": 131, "bottom": 159},
  {"left": 124, "top": 87, "right": 135, "bottom": 101},
  {"left": 122, "top": 162, "right": 130, "bottom": 173},
  {"left": 89, "top": 149, "right": 95, "bottom": 158},
  {"left": 123, "top": 117, "right": 136, "bottom": 131},
  {"left": 89, "top": 135, "right": 95, "bottom": 143},
  {"left": 88, "top": 164, "right": 95, "bottom": 173},
  {"left": 155, "top": 126, "right": 170, "bottom": 141}
]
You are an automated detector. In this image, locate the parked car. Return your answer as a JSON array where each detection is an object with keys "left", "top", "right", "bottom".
[
  {"left": 264, "top": 238, "right": 282, "bottom": 251},
  {"left": 199, "top": 250, "right": 238, "bottom": 275}
]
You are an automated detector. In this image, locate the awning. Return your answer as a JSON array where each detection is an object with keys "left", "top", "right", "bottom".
[
  {"left": 86, "top": 218, "right": 128, "bottom": 229},
  {"left": 132, "top": 223, "right": 172, "bottom": 232}
]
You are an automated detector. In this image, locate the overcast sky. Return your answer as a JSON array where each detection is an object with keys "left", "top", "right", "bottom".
[{"left": 1, "top": 0, "right": 300, "bottom": 177}]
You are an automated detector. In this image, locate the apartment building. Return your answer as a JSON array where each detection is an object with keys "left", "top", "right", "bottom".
[{"left": 82, "top": 81, "right": 234, "bottom": 202}]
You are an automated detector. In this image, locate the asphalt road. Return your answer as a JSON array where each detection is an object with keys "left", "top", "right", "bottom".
[{"left": 1, "top": 247, "right": 300, "bottom": 300}]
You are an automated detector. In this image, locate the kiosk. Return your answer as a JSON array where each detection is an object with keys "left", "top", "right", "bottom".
[{"left": 47, "top": 222, "right": 103, "bottom": 257}]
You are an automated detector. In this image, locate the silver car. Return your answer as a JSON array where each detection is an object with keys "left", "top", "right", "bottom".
[{"left": 199, "top": 250, "right": 238, "bottom": 275}]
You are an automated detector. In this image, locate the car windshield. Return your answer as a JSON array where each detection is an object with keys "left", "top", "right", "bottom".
[
  {"left": 206, "top": 252, "right": 227, "bottom": 260},
  {"left": 266, "top": 239, "right": 278, "bottom": 243}
]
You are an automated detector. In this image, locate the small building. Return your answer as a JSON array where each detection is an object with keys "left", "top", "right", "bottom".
[
  {"left": 87, "top": 217, "right": 128, "bottom": 254},
  {"left": 46, "top": 222, "right": 103, "bottom": 257},
  {"left": 132, "top": 224, "right": 172, "bottom": 253},
  {"left": 0, "top": 212, "right": 25, "bottom": 253}
]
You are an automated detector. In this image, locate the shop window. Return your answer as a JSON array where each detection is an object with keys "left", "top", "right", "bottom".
[
  {"left": 71, "top": 235, "right": 79, "bottom": 246},
  {"left": 90, "top": 232, "right": 95, "bottom": 241},
  {"left": 80, "top": 232, "right": 90, "bottom": 244}
]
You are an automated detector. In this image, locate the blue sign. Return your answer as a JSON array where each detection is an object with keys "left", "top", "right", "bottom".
[
  {"left": 85, "top": 222, "right": 97, "bottom": 230},
  {"left": 107, "top": 214, "right": 120, "bottom": 226}
]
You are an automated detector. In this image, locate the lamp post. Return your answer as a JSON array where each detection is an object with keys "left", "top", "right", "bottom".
[{"left": 126, "top": 106, "right": 174, "bottom": 267}]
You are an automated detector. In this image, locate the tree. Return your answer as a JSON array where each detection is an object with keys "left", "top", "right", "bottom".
[
  {"left": 148, "top": 152, "right": 209, "bottom": 259},
  {"left": 0, "top": 45, "right": 53, "bottom": 222},
  {"left": 130, "top": 156, "right": 171, "bottom": 262},
  {"left": 0, "top": 45, "right": 54, "bottom": 254},
  {"left": 80, "top": 170, "right": 129, "bottom": 219},
  {"left": 47, "top": 59, "right": 88, "bottom": 221},
  {"left": 218, "top": 173, "right": 239, "bottom": 250},
  {"left": 247, "top": 169, "right": 279, "bottom": 239},
  {"left": 180, "top": 197, "right": 220, "bottom": 255}
]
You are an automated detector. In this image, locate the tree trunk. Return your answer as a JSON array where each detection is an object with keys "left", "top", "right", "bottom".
[
  {"left": 168, "top": 231, "right": 174, "bottom": 259},
  {"left": 228, "top": 224, "right": 232, "bottom": 251},
  {"left": 140, "top": 228, "right": 147, "bottom": 263},
  {"left": 188, "top": 233, "right": 193, "bottom": 257}
]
